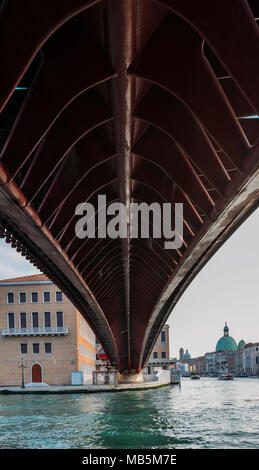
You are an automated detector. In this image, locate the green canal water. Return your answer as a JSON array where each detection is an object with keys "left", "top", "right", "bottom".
[{"left": 0, "top": 377, "right": 258, "bottom": 449}]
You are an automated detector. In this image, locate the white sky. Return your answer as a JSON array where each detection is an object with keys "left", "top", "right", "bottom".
[
  {"left": 0, "top": 208, "right": 258, "bottom": 360},
  {"left": 0, "top": 240, "right": 40, "bottom": 279},
  {"left": 167, "top": 208, "right": 259, "bottom": 359}
]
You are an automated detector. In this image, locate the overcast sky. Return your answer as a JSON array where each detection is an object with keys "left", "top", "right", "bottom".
[
  {"left": 167, "top": 208, "right": 259, "bottom": 359},
  {"left": 0, "top": 240, "right": 40, "bottom": 279},
  {"left": 0, "top": 208, "right": 258, "bottom": 360}
]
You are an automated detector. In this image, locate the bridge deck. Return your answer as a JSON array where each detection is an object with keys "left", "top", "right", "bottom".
[{"left": 0, "top": 0, "right": 258, "bottom": 373}]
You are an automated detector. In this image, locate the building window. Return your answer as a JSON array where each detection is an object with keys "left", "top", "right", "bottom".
[
  {"left": 55, "top": 291, "right": 63, "bottom": 302},
  {"left": 19, "top": 292, "right": 26, "bottom": 303},
  {"left": 161, "top": 351, "right": 167, "bottom": 359},
  {"left": 56, "top": 311, "right": 63, "bottom": 328},
  {"left": 43, "top": 292, "right": 51, "bottom": 303},
  {"left": 31, "top": 292, "right": 38, "bottom": 303},
  {"left": 33, "top": 343, "right": 40, "bottom": 354},
  {"left": 20, "top": 344, "right": 28, "bottom": 354},
  {"left": 45, "top": 343, "right": 52, "bottom": 354},
  {"left": 20, "top": 312, "right": 27, "bottom": 329},
  {"left": 153, "top": 352, "right": 158, "bottom": 359},
  {"left": 8, "top": 312, "right": 15, "bottom": 329},
  {"left": 7, "top": 292, "right": 14, "bottom": 304},
  {"left": 44, "top": 311, "right": 51, "bottom": 330},
  {"left": 161, "top": 331, "right": 166, "bottom": 344},
  {"left": 32, "top": 312, "right": 39, "bottom": 330}
]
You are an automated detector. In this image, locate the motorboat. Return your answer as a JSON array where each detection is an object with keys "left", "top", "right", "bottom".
[
  {"left": 190, "top": 374, "right": 200, "bottom": 380},
  {"left": 218, "top": 372, "right": 233, "bottom": 380}
]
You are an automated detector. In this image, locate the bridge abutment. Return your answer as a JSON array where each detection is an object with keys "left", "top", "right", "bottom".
[{"left": 118, "top": 371, "right": 145, "bottom": 384}]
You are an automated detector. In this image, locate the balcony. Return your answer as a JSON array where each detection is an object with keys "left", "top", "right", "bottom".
[
  {"left": 1, "top": 327, "right": 68, "bottom": 337},
  {"left": 147, "top": 358, "right": 177, "bottom": 366}
]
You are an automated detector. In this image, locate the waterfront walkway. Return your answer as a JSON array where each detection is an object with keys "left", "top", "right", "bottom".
[{"left": 0, "top": 370, "right": 172, "bottom": 394}]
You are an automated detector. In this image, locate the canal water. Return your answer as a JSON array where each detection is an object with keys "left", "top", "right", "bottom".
[{"left": 0, "top": 377, "right": 258, "bottom": 449}]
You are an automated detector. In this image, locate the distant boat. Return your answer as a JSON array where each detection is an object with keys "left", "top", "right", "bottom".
[
  {"left": 218, "top": 373, "right": 233, "bottom": 380},
  {"left": 190, "top": 374, "right": 200, "bottom": 380}
]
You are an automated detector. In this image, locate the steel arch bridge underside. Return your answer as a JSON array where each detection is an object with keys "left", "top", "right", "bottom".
[{"left": 0, "top": 0, "right": 259, "bottom": 374}]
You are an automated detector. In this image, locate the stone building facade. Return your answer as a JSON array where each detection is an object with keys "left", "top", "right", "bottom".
[
  {"left": 205, "top": 352, "right": 216, "bottom": 375},
  {"left": 96, "top": 324, "right": 172, "bottom": 371},
  {"left": 240, "top": 342, "right": 259, "bottom": 376},
  {"left": 0, "top": 274, "right": 96, "bottom": 386},
  {"left": 150, "top": 324, "right": 170, "bottom": 360}
]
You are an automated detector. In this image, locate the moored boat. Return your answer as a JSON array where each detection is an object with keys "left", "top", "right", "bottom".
[
  {"left": 218, "top": 373, "right": 233, "bottom": 380},
  {"left": 190, "top": 374, "right": 200, "bottom": 380}
]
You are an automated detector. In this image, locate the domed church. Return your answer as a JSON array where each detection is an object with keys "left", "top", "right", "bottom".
[
  {"left": 216, "top": 323, "right": 237, "bottom": 352},
  {"left": 183, "top": 349, "right": 191, "bottom": 359},
  {"left": 237, "top": 339, "right": 246, "bottom": 349}
]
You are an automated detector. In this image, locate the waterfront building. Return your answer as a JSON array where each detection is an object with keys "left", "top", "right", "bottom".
[
  {"left": 181, "top": 355, "right": 206, "bottom": 375},
  {"left": 96, "top": 324, "right": 174, "bottom": 372},
  {"left": 227, "top": 337, "right": 259, "bottom": 377},
  {"left": 178, "top": 349, "right": 203, "bottom": 374},
  {"left": 234, "top": 339, "right": 248, "bottom": 376},
  {"left": 147, "top": 325, "right": 178, "bottom": 371},
  {"left": 241, "top": 342, "right": 259, "bottom": 376},
  {"left": 176, "top": 362, "right": 188, "bottom": 372},
  {"left": 0, "top": 274, "right": 96, "bottom": 386},
  {"left": 182, "top": 355, "right": 195, "bottom": 372},
  {"left": 215, "top": 352, "right": 228, "bottom": 374},
  {"left": 226, "top": 351, "right": 236, "bottom": 375},
  {"left": 215, "top": 351, "right": 236, "bottom": 375},
  {"left": 186, "top": 359, "right": 196, "bottom": 373},
  {"left": 205, "top": 352, "right": 217, "bottom": 376},
  {"left": 151, "top": 324, "right": 170, "bottom": 361},
  {"left": 176, "top": 362, "right": 189, "bottom": 375},
  {"left": 206, "top": 338, "right": 258, "bottom": 377},
  {"left": 196, "top": 355, "right": 206, "bottom": 375}
]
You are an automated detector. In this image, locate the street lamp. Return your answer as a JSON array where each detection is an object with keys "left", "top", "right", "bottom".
[{"left": 17, "top": 357, "right": 28, "bottom": 389}]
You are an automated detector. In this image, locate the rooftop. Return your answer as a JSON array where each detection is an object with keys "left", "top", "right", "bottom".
[
  {"left": 0, "top": 273, "right": 51, "bottom": 285},
  {"left": 244, "top": 342, "right": 259, "bottom": 348}
]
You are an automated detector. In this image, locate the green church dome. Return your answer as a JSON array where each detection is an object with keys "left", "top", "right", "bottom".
[
  {"left": 216, "top": 336, "right": 237, "bottom": 352},
  {"left": 238, "top": 339, "right": 246, "bottom": 349},
  {"left": 183, "top": 349, "right": 191, "bottom": 359},
  {"left": 216, "top": 323, "right": 237, "bottom": 352}
]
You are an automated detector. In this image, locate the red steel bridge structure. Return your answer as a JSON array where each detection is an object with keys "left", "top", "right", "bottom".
[{"left": 0, "top": 0, "right": 258, "bottom": 376}]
